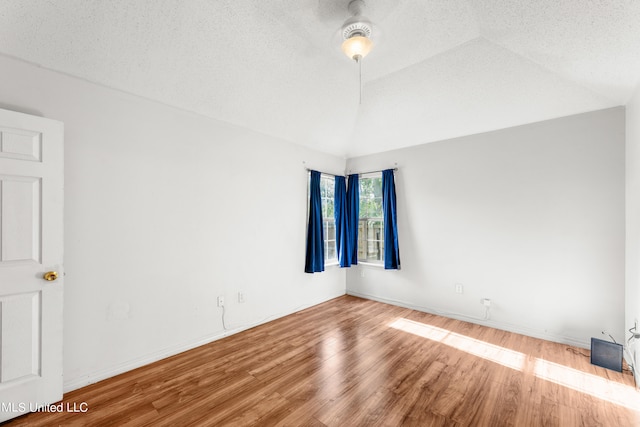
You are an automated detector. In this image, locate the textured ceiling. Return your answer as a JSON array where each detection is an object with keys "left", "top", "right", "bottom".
[{"left": 1, "top": 0, "right": 639, "bottom": 157}]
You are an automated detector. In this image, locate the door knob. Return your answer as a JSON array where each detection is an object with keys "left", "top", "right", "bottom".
[{"left": 43, "top": 271, "right": 59, "bottom": 281}]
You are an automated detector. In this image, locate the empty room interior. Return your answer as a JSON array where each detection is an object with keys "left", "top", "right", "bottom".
[{"left": 1, "top": 1, "right": 640, "bottom": 425}]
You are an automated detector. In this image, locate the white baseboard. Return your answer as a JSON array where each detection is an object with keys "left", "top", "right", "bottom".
[
  {"left": 63, "top": 292, "right": 345, "bottom": 393},
  {"left": 346, "top": 290, "right": 590, "bottom": 349},
  {"left": 63, "top": 330, "right": 227, "bottom": 393}
]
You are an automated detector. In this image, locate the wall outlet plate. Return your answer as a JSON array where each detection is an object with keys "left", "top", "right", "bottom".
[{"left": 217, "top": 296, "right": 225, "bottom": 307}]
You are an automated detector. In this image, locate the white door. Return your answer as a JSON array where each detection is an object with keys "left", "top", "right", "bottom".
[{"left": 0, "top": 109, "right": 63, "bottom": 422}]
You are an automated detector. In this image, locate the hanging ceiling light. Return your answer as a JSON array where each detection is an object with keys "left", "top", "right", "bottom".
[
  {"left": 342, "top": 35, "right": 373, "bottom": 62},
  {"left": 341, "top": 0, "right": 374, "bottom": 103}
]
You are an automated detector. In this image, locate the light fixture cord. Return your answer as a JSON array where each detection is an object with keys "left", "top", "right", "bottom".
[
  {"left": 355, "top": 55, "right": 362, "bottom": 104},
  {"left": 359, "top": 57, "right": 362, "bottom": 104}
]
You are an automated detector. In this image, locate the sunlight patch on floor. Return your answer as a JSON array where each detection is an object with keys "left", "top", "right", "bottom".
[
  {"left": 534, "top": 358, "right": 640, "bottom": 411},
  {"left": 389, "top": 318, "right": 525, "bottom": 371},
  {"left": 389, "top": 317, "right": 640, "bottom": 412}
]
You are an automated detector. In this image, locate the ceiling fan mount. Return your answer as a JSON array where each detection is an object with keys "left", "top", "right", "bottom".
[{"left": 341, "top": 0, "right": 372, "bottom": 40}]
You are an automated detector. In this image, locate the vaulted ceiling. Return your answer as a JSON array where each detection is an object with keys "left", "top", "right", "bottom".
[{"left": 1, "top": 1, "right": 639, "bottom": 157}]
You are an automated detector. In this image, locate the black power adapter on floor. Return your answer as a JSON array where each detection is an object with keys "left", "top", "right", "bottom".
[{"left": 590, "top": 337, "right": 623, "bottom": 372}]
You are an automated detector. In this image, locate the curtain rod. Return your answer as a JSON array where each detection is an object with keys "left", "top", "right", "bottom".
[
  {"left": 305, "top": 169, "right": 341, "bottom": 178},
  {"left": 304, "top": 167, "right": 398, "bottom": 177},
  {"left": 352, "top": 168, "right": 398, "bottom": 175}
]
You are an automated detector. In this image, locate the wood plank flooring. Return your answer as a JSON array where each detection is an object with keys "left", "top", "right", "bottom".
[{"left": 5, "top": 295, "right": 639, "bottom": 426}]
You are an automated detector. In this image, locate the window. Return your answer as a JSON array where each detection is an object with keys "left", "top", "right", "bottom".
[
  {"left": 306, "top": 169, "right": 398, "bottom": 272},
  {"left": 308, "top": 173, "right": 338, "bottom": 265},
  {"left": 358, "top": 173, "right": 384, "bottom": 264},
  {"left": 320, "top": 174, "right": 337, "bottom": 264}
]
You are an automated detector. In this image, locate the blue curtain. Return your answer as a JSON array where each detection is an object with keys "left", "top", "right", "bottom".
[
  {"left": 382, "top": 169, "right": 400, "bottom": 270},
  {"left": 334, "top": 176, "right": 350, "bottom": 267},
  {"left": 305, "top": 171, "right": 324, "bottom": 273},
  {"left": 346, "top": 174, "right": 359, "bottom": 265}
]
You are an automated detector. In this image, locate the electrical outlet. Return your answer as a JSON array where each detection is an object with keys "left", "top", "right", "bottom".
[
  {"left": 482, "top": 298, "right": 491, "bottom": 307},
  {"left": 455, "top": 284, "right": 463, "bottom": 294},
  {"left": 238, "top": 291, "right": 245, "bottom": 303},
  {"left": 217, "top": 296, "right": 225, "bottom": 307}
]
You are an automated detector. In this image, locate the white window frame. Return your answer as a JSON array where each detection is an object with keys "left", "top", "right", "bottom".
[
  {"left": 307, "top": 172, "right": 338, "bottom": 267},
  {"left": 358, "top": 172, "right": 384, "bottom": 267},
  {"left": 320, "top": 174, "right": 338, "bottom": 266}
]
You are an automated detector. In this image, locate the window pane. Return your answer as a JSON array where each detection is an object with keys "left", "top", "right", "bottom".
[
  {"left": 372, "top": 177, "right": 382, "bottom": 198},
  {"left": 326, "top": 181, "right": 334, "bottom": 199},
  {"left": 327, "top": 240, "right": 336, "bottom": 261},
  {"left": 320, "top": 176, "right": 328, "bottom": 198},
  {"left": 371, "top": 219, "right": 383, "bottom": 237},
  {"left": 326, "top": 220, "right": 336, "bottom": 240},
  {"left": 359, "top": 177, "right": 383, "bottom": 219},
  {"left": 326, "top": 200, "right": 334, "bottom": 219}
]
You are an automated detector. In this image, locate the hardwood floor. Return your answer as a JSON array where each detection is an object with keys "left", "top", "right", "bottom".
[{"left": 5, "top": 295, "right": 639, "bottom": 426}]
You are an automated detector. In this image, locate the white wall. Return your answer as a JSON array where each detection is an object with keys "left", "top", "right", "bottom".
[
  {"left": 346, "top": 108, "right": 625, "bottom": 348},
  {"left": 626, "top": 86, "right": 640, "bottom": 380},
  {"left": 1, "top": 51, "right": 630, "bottom": 392},
  {"left": 0, "top": 55, "right": 346, "bottom": 391}
]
